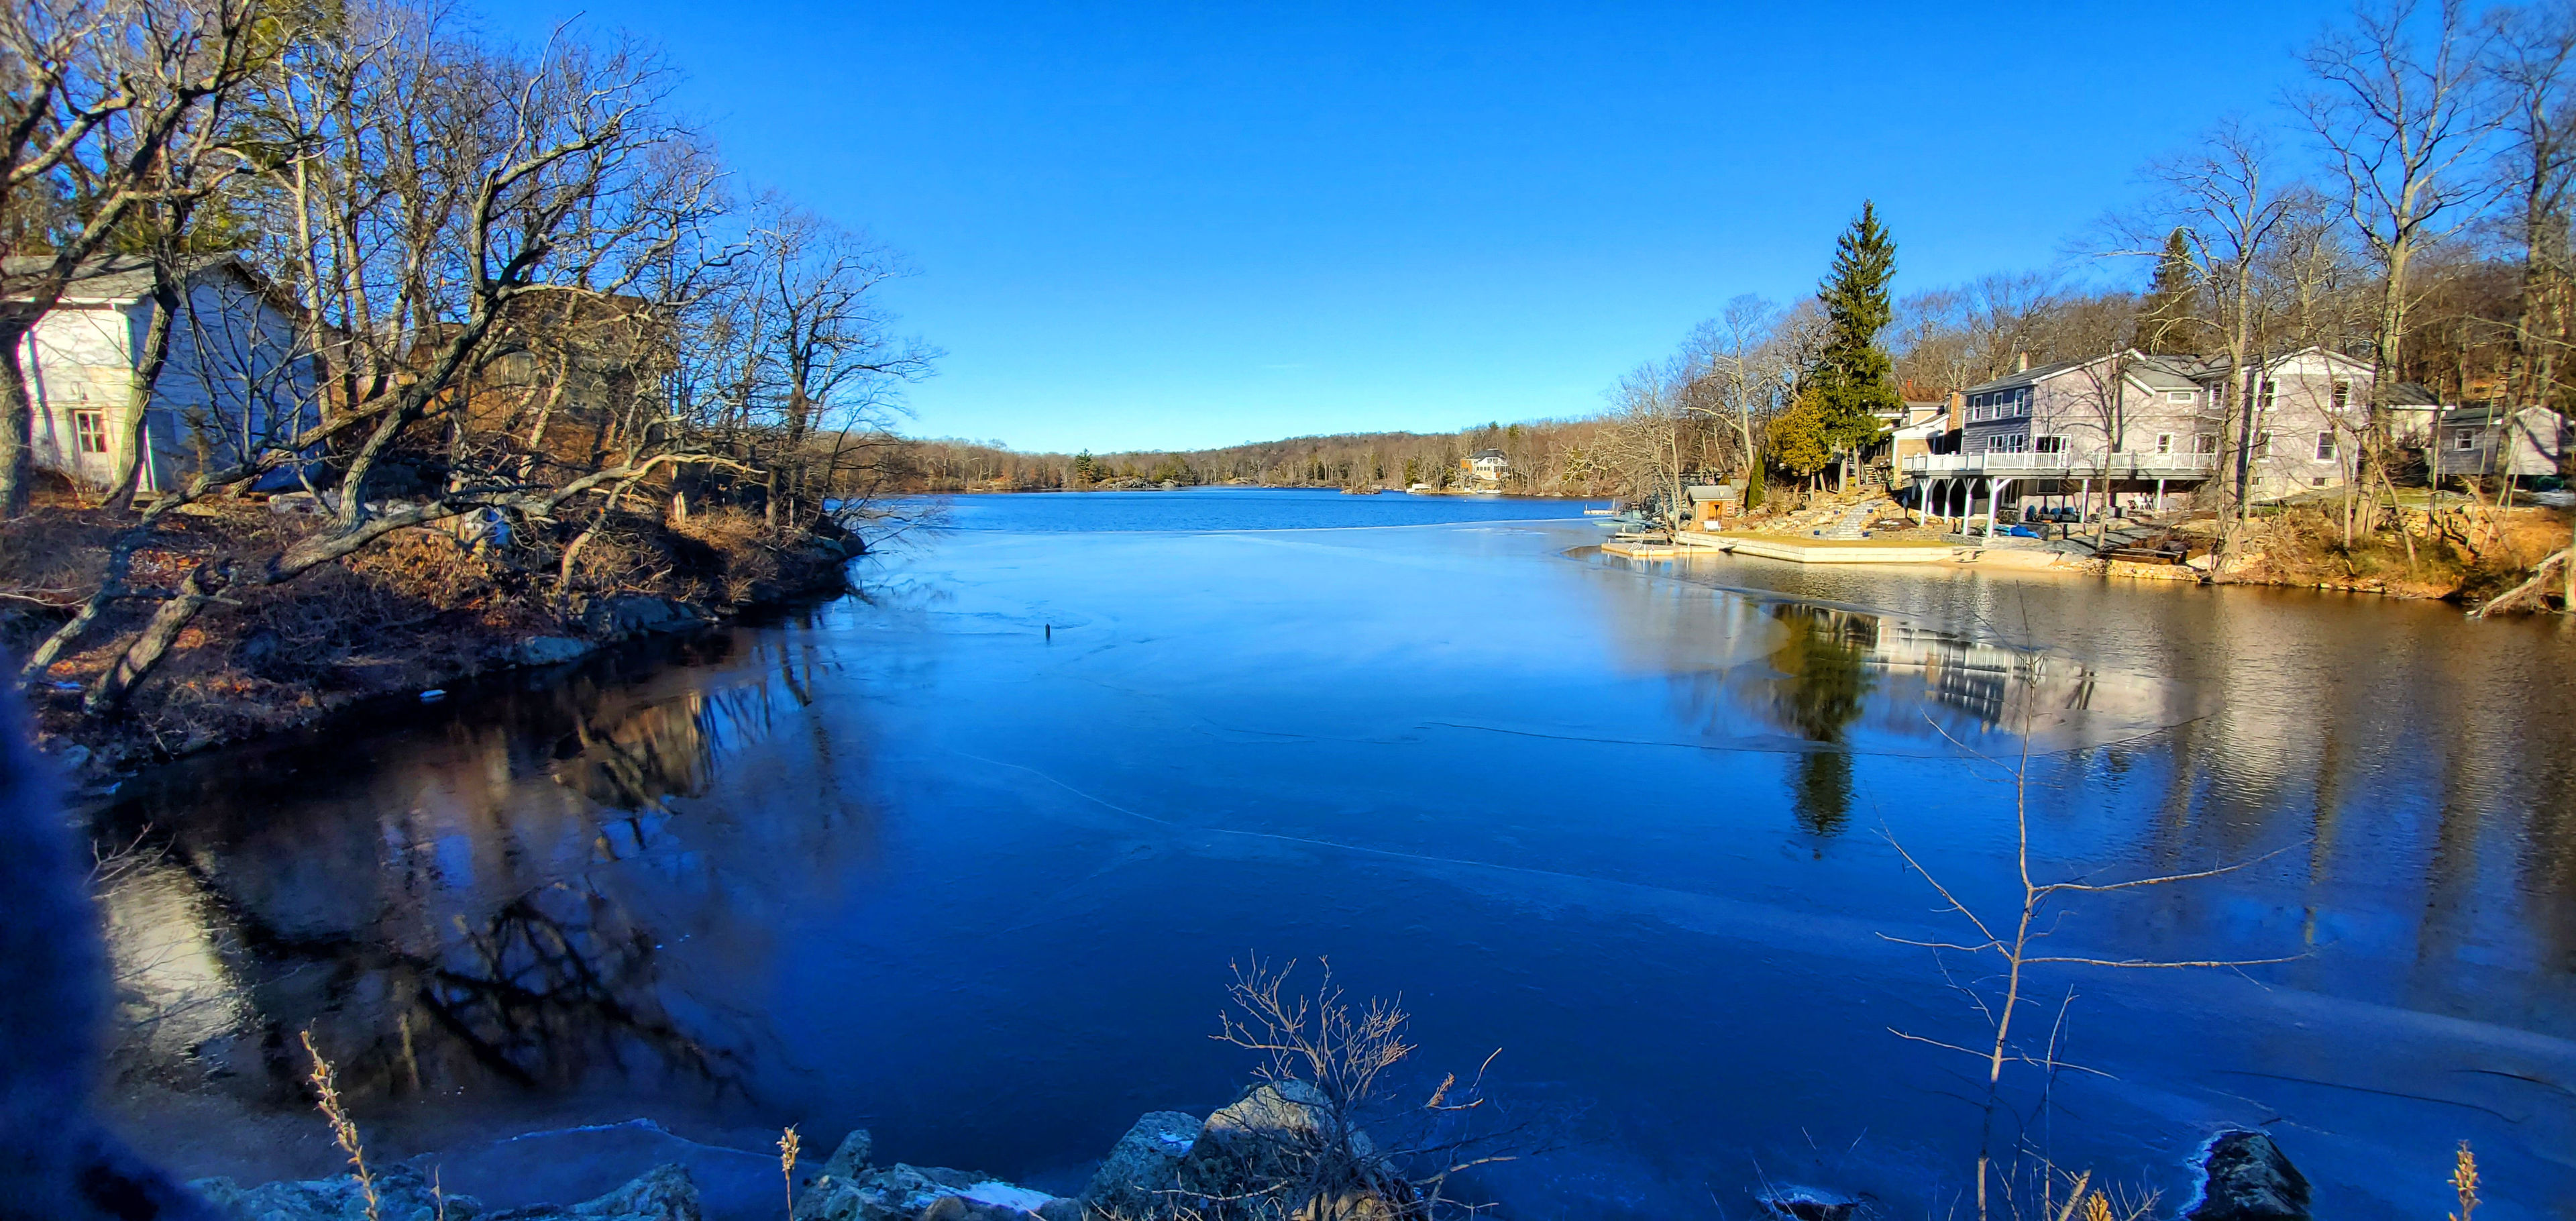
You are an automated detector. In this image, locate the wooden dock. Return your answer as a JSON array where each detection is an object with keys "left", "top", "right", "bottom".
[{"left": 1604, "top": 533, "right": 1964, "bottom": 565}]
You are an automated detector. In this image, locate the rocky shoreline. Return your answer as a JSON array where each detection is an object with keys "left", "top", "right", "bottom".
[{"left": 184, "top": 1100, "right": 2320, "bottom": 1221}]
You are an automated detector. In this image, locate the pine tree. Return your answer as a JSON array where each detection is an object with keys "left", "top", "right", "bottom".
[
  {"left": 2135, "top": 228, "right": 2198, "bottom": 356},
  {"left": 1809, "top": 203, "right": 1902, "bottom": 468}
]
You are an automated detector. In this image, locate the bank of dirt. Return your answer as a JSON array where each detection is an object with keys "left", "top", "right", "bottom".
[{"left": 3, "top": 497, "right": 861, "bottom": 775}]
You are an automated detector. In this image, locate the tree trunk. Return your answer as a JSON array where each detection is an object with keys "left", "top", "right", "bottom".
[
  {"left": 0, "top": 311, "right": 40, "bottom": 517},
  {"left": 105, "top": 282, "right": 182, "bottom": 513},
  {"left": 85, "top": 560, "right": 229, "bottom": 716}
]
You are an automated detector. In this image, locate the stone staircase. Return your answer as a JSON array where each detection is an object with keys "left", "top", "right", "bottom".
[{"left": 1815, "top": 503, "right": 1878, "bottom": 539}]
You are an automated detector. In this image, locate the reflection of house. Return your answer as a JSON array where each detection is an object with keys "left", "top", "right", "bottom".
[
  {"left": 8, "top": 256, "right": 315, "bottom": 494},
  {"left": 2434, "top": 405, "right": 2569, "bottom": 480},
  {"left": 1907, "top": 347, "right": 2377, "bottom": 526},
  {"left": 1460, "top": 447, "right": 1507, "bottom": 487}
]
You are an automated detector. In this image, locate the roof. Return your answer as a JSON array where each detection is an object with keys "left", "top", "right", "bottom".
[
  {"left": 1, "top": 254, "right": 264, "bottom": 304},
  {"left": 1468, "top": 448, "right": 1506, "bottom": 460},
  {"left": 2439, "top": 403, "right": 2563, "bottom": 427},
  {"left": 1960, "top": 352, "right": 2201, "bottom": 398},
  {"left": 2387, "top": 382, "right": 2442, "bottom": 407}
]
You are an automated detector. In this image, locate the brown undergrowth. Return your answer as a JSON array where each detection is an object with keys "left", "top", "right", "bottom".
[
  {"left": 2221, "top": 505, "right": 2571, "bottom": 606},
  {"left": 3, "top": 498, "right": 856, "bottom": 771}
]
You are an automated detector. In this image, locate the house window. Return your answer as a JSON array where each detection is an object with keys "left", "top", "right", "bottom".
[
  {"left": 2259, "top": 380, "right": 2277, "bottom": 409},
  {"left": 2156, "top": 433, "right": 2175, "bottom": 454},
  {"left": 2254, "top": 431, "right": 2273, "bottom": 457},
  {"left": 2196, "top": 434, "right": 2220, "bottom": 455},
  {"left": 2331, "top": 380, "right": 2351, "bottom": 410},
  {"left": 72, "top": 409, "right": 107, "bottom": 455},
  {"left": 2453, "top": 429, "right": 2477, "bottom": 451},
  {"left": 2315, "top": 431, "right": 2336, "bottom": 460},
  {"left": 2035, "top": 435, "right": 2066, "bottom": 454},
  {"left": 2166, "top": 390, "right": 2194, "bottom": 404}
]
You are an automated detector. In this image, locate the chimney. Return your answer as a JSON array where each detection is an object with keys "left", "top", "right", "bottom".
[{"left": 2015, "top": 351, "right": 2030, "bottom": 374}]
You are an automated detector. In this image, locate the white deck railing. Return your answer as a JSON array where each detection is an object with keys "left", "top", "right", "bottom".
[{"left": 1902, "top": 452, "right": 2219, "bottom": 478}]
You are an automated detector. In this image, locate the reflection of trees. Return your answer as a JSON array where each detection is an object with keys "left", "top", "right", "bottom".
[
  {"left": 1770, "top": 606, "right": 1877, "bottom": 837},
  {"left": 84, "top": 634, "right": 877, "bottom": 1112}
]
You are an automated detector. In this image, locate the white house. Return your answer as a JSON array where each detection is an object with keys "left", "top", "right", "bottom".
[
  {"left": 2434, "top": 405, "right": 2570, "bottom": 480},
  {"left": 1907, "top": 346, "right": 2379, "bottom": 526},
  {"left": 10, "top": 255, "right": 315, "bottom": 496},
  {"left": 1460, "top": 447, "right": 1507, "bottom": 487}
]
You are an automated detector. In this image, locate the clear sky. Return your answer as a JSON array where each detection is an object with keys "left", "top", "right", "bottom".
[{"left": 484, "top": 1, "right": 2356, "bottom": 454}]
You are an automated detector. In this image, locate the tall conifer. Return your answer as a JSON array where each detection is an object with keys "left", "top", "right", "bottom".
[
  {"left": 2135, "top": 228, "right": 2198, "bottom": 355},
  {"left": 1811, "top": 203, "right": 1902, "bottom": 464}
]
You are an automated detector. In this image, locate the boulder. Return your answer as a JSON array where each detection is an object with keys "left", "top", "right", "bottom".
[
  {"left": 517, "top": 636, "right": 594, "bottom": 666},
  {"left": 1759, "top": 1185, "right": 1863, "bottom": 1221},
  {"left": 2185, "top": 1130, "right": 2310, "bottom": 1221},
  {"left": 582, "top": 596, "right": 707, "bottom": 638},
  {"left": 1170, "top": 1082, "right": 1407, "bottom": 1221},
  {"left": 792, "top": 1163, "right": 1058, "bottom": 1221},
  {"left": 192, "top": 1162, "right": 700, "bottom": 1221},
  {"left": 819, "top": 1130, "right": 874, "bottom": 1181},
  {"left": 1081, "top": 1112, "right": 1204, "bottom": 1218}
]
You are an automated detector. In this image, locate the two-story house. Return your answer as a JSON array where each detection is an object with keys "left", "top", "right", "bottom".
[
  {"left": 1906, "top": 347, "right": 2375, "bottom": 529},
  {"left": 11, "top": 255, "right": 315, "bottom": 497},
  {"left": 1460, "top": 448, "right": 1507, "bottom": 488}
]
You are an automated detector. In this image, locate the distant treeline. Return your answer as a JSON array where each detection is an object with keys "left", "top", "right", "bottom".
[{"left": 894, "top": 419, "right": 1624, "bottom": 496}]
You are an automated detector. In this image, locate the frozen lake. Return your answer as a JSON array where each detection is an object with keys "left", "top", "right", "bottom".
[{"left": 93, "top": 488, "right": 2576, "bottom": 1219}]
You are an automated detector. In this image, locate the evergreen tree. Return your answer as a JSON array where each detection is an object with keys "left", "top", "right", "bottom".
[
  {"left": 1768, "top": 388, "right": 1835, "bottom": 482},
  {"left": 1809, "top": 203, "right": 1902, "bottom": 464},
  {"left": 2135, "top": 228, "right": 2199, "bottom": 355}
]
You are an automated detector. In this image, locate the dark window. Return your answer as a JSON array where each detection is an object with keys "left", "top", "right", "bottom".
[
  {"left": 72, "top": 410, "right": 107, "bottom": 455},
  {"left": 2316, "top": 431, "right": 2336, "bottom": 460}
]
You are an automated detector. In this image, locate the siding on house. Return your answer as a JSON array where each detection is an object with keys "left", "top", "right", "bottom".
[{"left": 11, "top": 258, "right": 314, "bottom": 494}]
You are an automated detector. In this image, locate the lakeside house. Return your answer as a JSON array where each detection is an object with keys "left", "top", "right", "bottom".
[
  {"left": 2434, "top": 404, "right": 2571, "bottom": 480},
  {"left": 7, "top": 255, "right": 315, "bottom": 496},
  {"left": 1904, "top": 346, "right": 2378, "bottom": 527},
  {"left": 1461, "top": 447, "right": 1507, "bottom": 488}
]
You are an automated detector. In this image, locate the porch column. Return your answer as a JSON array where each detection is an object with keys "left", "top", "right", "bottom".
[
  {"left": 2079, "top": 477, "right": 2090, "bottom": 523},
  {"left": 2154, "top": 478, "right": 2165, "bottom": 514},
  {"left": 1986, "top": 478, "right": 2004, "bottom": 536}
]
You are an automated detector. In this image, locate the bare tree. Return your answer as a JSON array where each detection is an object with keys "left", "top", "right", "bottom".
[{"left": 2301, "top": 0, "right": 2502, "bottom": 518}]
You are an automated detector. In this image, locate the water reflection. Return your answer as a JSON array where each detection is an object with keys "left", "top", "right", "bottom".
[
  {"left": 1768, "top": 606, "right": 1874, "bottom": 837},
  {"left": 91, "top": 629, "right": 872, "bottom": 1112}
]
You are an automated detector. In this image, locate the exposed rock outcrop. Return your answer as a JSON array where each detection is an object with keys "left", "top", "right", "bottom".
[
  {"left": 790, "top": 1161, "right": 1067, "bottom": 1221},
  {"left": 2184, "top": 1130, "right": 2311, "bottom": 1221},
  {"left": 1080, "top": 1111, "right": 1204, "bottom": 1218},
  {"left": 192, "top": 1162, "right": 700, "bottom": 1221}
]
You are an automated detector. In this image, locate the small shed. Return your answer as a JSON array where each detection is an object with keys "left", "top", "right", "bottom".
[{"left": 1686, "top": 484, "right": 1740, "bottom": 528}]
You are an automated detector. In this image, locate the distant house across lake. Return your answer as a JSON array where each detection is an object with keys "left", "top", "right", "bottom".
[{"left": 1461, "top": 447, "right": 1507, "bottom": 488}]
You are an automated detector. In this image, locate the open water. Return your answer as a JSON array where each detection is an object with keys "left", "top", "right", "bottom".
[{"left": 89, "top": 487, "right": 2576, "bottom": 1219}]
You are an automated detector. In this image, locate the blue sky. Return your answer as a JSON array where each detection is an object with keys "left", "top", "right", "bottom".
[{"left": 486, "top": 1, "right": 2356, "bottom": 454}]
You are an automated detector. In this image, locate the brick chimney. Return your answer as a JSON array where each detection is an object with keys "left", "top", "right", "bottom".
[{"left": 2015, "top": 351, "right": 2030, "bottom": 373}]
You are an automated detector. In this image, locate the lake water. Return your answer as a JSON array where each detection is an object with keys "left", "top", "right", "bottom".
[{"left": 90, "top": 488, "right": 2576, "bottom": 1220}]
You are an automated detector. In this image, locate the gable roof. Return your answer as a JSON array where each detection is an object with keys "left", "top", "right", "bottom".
[
  {"left": 1960, "top": 352, "right": 2204, "bottom": 399},
  {"left": 3, "top": 254, "right": 278, "bottom": 308}
]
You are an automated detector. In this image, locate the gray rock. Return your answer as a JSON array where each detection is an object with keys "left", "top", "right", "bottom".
[
  {"left": 2185, "top": 1130, "right": 2310, "bottom": 1221},
  {"left": 819, "top": 1130, "right": 873, "bottom": 1181},
  {"left": 517, "top": 636, "right": 594, "bottom": 666},
  {"left": 1759, "top": 1185, "right": 1863, "bottom": 1221},
  {"left": 582, "top": 596, "right": 706, "bottom": 638},
  {"left": 1081, "top": 1112, "right": 1203, "bottom": 1217},
  {"left": 791, "top": 1164, "right": 1055, "bottom": 1221},
  {"left": 1169, "top": 1082, "right": 1407, "bottom": 1221},
  {"left": 193, "top": 1163, "right": 699, "bottom": 1221},
  {"left": 193, "top": 1164, "right": 480, "bottom": 1221}
]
